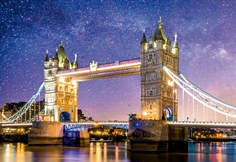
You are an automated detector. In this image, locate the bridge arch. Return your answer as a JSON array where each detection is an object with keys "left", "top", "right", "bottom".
[
  {"left": 60, "top": 112, "right": 71, "bottom": 122},
  {"left": 164, "top": 107, "right": 174, "bottom": 121}
]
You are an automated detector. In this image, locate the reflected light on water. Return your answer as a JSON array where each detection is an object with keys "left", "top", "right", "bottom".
[{"left": 0, "top": 142, "right": 235, "bottom": 162}]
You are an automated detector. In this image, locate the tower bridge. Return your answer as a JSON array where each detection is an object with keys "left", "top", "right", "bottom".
[{"left": 1, "top": 17, "right": 235, "bottom": 152}]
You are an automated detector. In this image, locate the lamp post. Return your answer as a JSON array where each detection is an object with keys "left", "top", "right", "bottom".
[{"left": 168, "top": 80, "right": 174, "bottom": 121}]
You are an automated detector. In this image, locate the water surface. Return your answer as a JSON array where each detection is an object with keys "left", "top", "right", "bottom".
[{"left": 0, "top": 142, "right": 235, "bottom": 162}]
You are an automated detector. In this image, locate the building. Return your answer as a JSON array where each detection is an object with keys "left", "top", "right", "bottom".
[
  {"left": 44, "top": 44, "right": 78, "bottom": 122},
  {"left": 140, "top": 17, "right": 179, "bottom": 121},
  {"left": 0, "top": 101, "right": 44, "bottom": 122}
]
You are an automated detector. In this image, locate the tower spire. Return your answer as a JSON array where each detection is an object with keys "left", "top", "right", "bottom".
[
  {"left": 158, "top": 16, "right": 162, "bottom": 28},
  {"left": 172, "top": 33, "right": 179, "bottom": 55},
  {"left": 73, "top": 53, "right": 78, "bottom": 68},
  {"left": 173, "top": 33, "right": 179, "bottom": 48},
  {"left": 154, "top": 16, "right": 166, "bottom": 41},
  {"left": 140, "top": 28, "right": 147, "bottom": 44},
  {"left": 45, "top": 50, "right": 49, "bottom": 61}
]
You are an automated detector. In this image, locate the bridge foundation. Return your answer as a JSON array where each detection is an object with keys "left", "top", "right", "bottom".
[
  {"left": 28, "top": 121, "right": 90, "bottom": 146},
  {"left": 63, "top": 129, "right": 90, "bottom": 147},
  {"left": 128, "top": 120, "right": 188, "bottom": 152},
  {"left": 28, "top": 121, "right": 64, "bottom": 145}
]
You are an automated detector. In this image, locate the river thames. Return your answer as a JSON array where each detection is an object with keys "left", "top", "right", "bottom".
[{"left": 0, "top": 142, "right": 235, "bottom": 162}]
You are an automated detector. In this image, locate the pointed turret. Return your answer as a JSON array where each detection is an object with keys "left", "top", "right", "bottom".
[
  {"left": 153, "top": 28, "right": 164, "bottom": 41},
  {"left": 140, "top": 29, "right": 147, "bottom": 44},
  {"left": 153, "top": 17, "right": 166, "bottom": 41},
  {"left": 172, "top": 33, "right": 179, "bottom": 55},
  {"left": 173, "top": 33, "right": 179, "bottom": 48},
  {"left": 45, "top": 50, "right": 49, "bottom": 61},
  {"left": 57, "top": 41, "right": 71, "bottom": 70},
  {"left": 140, "top": 29, "right": 148, "bottom": 52},
  {"left": 73, "top": 53, "right": 78, "bottom": 68}
]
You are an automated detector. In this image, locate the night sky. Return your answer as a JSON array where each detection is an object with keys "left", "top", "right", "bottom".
[{"left": 0, "top": 0, "right": 235, "bottom": 121}]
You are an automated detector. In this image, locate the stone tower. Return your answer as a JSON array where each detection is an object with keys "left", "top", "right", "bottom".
[
  {"left": 44, "top": 43, "right": 78, "bottom": 122},
  {"left": 140, "top": 18, "right": 179, "bottom": 121}
]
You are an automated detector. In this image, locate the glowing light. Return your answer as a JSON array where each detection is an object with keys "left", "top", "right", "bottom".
[
  {"left": 143, "top": 111, "right": 147, "bottom": 116},
  {"left": 60, "top": 77, "right": 64, "bottom": 82},
  {"left": 72, "top": 80, "right": 76, "bottom": 85},
  {"left": 168, "top": 80, "right": 174, "bottom": 86}
]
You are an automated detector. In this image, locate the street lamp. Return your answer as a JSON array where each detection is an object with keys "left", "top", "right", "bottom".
[{"left": 168, "top": 80, "right": 174, "bottom": 121}]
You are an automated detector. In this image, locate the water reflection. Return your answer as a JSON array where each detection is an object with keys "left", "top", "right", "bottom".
[{"left": 0, "top": 142, "right": 235, "bottom": 162}]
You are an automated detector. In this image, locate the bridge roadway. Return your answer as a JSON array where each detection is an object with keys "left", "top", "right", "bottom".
[{"left": 1, "top": 121, "right": 236, "bottom": 129}]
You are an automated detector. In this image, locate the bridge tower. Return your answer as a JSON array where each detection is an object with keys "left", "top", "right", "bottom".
[
  {"left": 140, "top": 18, "right": 179, "bottom": 121},
  {"left": 44, "top": 43, "right": 78, "bottom": 122}
]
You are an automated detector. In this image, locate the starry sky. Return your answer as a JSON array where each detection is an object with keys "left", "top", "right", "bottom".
[{"left": 0, "top": 0, "right": 235, "bottom": 121}]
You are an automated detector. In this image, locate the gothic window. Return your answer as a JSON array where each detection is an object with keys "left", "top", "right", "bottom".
[
  {"left": 48, "top": 70, "right": 53, "bottom": 77},
  {"left": 149, "top": 54, "right": 152, "bottom": 60},
  {"left": 146, "top": 75, "right": 149, "bottom": 81},
  {"left": 65, "top": 86, "right": 68, "bottom": 92},
  {"left": 48, "top": 97, "right": 54, "bottom": 103},
  {"left": 153, "top": 75, "right": 156, "bottom": 80},
  {"left": 146, "top": 90, "right": 149, "bottom": 96},
  {"left": 48, "top": 85, "right": 54, "bottom": 91},
  {"left": 150, "top": 90, "right": 153, "bottom": 96},
  {"left": 149, "top": 44, "right": 153, "bottom": 49}
]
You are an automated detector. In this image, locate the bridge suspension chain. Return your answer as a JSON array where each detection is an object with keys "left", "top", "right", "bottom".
[
  {"left": 23, "top": 108, "right": 45, "bottom": 123},
  {"left": 1, "top": 82, "right": 45, "bottom": 123},
  {"left": 163, "top": 65, "right": 236, "bottom": 119}
]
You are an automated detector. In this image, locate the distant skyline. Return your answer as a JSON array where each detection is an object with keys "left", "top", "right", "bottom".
[{"left": 0, "top": 0, "right": 235, "bottom": 121}]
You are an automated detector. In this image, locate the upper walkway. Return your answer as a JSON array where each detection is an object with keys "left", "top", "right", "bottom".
[{"left": 56, "top": 58, "right": 141, "bottom": 81}]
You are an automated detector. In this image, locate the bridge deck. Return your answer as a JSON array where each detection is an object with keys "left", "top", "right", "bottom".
[
  {"left": 169, "top": 121, "right": 236, "bottom": 128},
  {"left": 1, "top": 121, "right": 236, "bottom": 128}
]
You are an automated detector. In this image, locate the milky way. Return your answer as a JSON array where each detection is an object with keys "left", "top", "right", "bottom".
[{"left": 0, "top": 0, "right": 235, "bottom": 121}]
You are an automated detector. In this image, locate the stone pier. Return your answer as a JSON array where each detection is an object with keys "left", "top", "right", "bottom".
[
  {"left": 28, "top": 121, "right": 90, "bottom": 146},
  {"left": 28, "top": 122, "right": 64, "bottom": 145},
  {"left": 128, "top": 120, "right": 188, "bottom": 152}
]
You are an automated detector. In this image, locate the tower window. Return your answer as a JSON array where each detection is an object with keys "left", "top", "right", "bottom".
[
  {"left": 150, "top": 90, "right": 153, "bottom": 96},
  {"left": 149, "top": 44, "right": 153, "bottom": 49},
  {"left": 149, "top": 54, "right": 152, "bottom": 60},
  {"left": 149, "top": 76, "right": 152, "bottom": 80},
  {"left": 48, "top": 70, "right": 53, "bottom": 77},
  {"left": 153, "top": 75, "right": 156, "bottom": 80},
  {"left": 65, "top": 86, "right": 68, "bottom": 92},
  {"left": 146, "top": 90, "right": 149, "bottom": 96}
]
